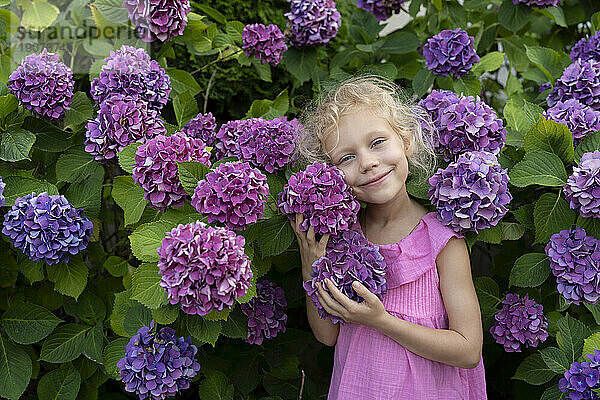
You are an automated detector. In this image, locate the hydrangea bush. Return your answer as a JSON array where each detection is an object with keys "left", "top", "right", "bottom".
[
  {"left": 422, "top": 28, "right": 480, "bottom": 78},
  {"left": 240, "top": 280, "right": 288, "bottom": 345}
]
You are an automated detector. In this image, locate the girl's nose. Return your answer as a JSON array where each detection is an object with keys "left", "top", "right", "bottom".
[{"left": 360, "top": 155, "right": 379, "bottom": 172}]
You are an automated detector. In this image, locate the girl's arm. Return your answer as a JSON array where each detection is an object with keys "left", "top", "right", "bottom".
[{"left": 316, "top": 236, "right": 483, "bottom": 368}]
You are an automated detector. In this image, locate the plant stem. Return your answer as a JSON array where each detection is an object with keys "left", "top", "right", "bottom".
[
  {"left": 204, "top": 67, "right": 218, "bottom": 113},
  {"left": 191, "top": 48, "right": 243, "bottom": 75}
]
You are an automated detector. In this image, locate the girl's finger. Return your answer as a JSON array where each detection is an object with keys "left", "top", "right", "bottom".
[
  {"left": 306, "top": 225, "right": 316, "bottom": 242},
  {"left": 319, "top": 233, "right": 330, "bottom": 253},
  {"left": 316, "top": 282, "right": 345, "bottom": 315},
  {"left": 318, "top": 293, "right": 343, "bottom": 320},
  {"left": 323, "top": 278, "right": 353, "bottom": 309}
]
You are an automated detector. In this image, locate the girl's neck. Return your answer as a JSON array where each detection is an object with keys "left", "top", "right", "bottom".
[{"left": 363, "top": 189, "right": 424, "bottom": 228}]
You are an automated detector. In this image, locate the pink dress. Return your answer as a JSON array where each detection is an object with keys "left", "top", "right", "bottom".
[{"left": 328, "top": 212, "right": 487, "bottom": 399}]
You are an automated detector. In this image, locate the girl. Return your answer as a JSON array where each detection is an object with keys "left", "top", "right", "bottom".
[{"left": 289, "top": 75, "right": 486, "bottom": 399}]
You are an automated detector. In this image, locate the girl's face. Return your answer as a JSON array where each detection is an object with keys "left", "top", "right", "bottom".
[{"left": 323, "top": 108, "right": 412, "bottom": 205}]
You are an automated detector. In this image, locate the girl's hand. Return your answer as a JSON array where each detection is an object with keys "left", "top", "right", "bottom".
[
  {"left": 290, "top": 214, "right": 330, "bottom": 280},
  {"left": 317, "top": 278, "right": 388, "bottom": 328}
]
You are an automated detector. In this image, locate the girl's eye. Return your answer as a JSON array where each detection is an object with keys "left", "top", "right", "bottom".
[
  {"left": 338, "top": 155, "right": 353, "bottom": 164},
  {"left": 372, "top": 139, "right": 385, "bottom": 148}
]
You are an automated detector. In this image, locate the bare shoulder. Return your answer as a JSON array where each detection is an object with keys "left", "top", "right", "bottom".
[{"left": 436, "top": 236, "right": 471, "bottom": 276}]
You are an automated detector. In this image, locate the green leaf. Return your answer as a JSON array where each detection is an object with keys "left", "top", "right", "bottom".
[
  {"left": 117, "top": 143, "right": 141, "bottom": 175},
  {"left": 574, "top": 131, "right": 600, "bottom": 165},
  {"left": 472, "top": 52, "right": 505, "bottom": 75},
  {"left": 178, "top": 161, "right": 210, "bottom": 195},
  {"left": 539, "top": 347, "right": 569, "bottom": 374},
  {"left": 21, "top": 1, "right": 59, "bottom": 31},
  {"left": 65, "top": 167, "right": 104, "bottom": 218},
  {"left": 533, "top": 193, "right": 577, "bottom": 244},
  {"left": 504, "top": 99, "right": 544, "bottom": 136},
  {"left": 0, "top": 128, "right": 36, "bottom": 162},
  {"left": 102, "top": 338, "right": 129, "bottom": 379},
  {"left": 204, "top": 309, "right": 231, "bottom": 322},
  {"left": 502, "top": 36, "right": 533, "bottom": 71},
  {"left": 39, "top": 324, "right": 89, "bottom": 363},
  {"left": 47, "top": 256, "right": 89, "bottom": 300},
  {"left": 283, "top": 47, "right": 318, "bottom": 84},
  {"left": 1, "top": 176, "right": 59, "bottom": 206},
  {"left": 524, "top": 116, "right": 574, "bottom": 164},
  {"left": 474, "top": 276, "right": 500, "bottom": 310},
  {"left": 110, "top": 290, "right": 132, "bottom": 337},
  {"left": 220, "top": 308, "right": 247, "bottom": 339},
  {"left": 151, "top": 304, "right": 179, "bottom": 325},
  {"left": 131, "top": 263, "right": 168, "bottom": 309},
  {"left": 512, "top": 353, "right": 555, "bottom": 385},
  {"left": 412, "top": 68, "right": 434, "bottom": 98},
  {"left": 186, "top": 315, "right": 221, "bottom": 346},
  {"left": 37, "top": 363, "right": 81, "bottom": 400},
  {"left": 0, "top": 335, "right": 32, "bottom": 400},
  {"left": 167, "top": 68, "right": 202, "bottom": 97},
  {"left": 538, "top": 7, "right": 567, "bottom": 27},
  {"left": 509, "top": 253, "right": 551, "bottom": 288},
  {"left": 502, "top": 222, "right": 526, "bottom": 241},
  {"left": 593, "top": 11, "right": 600, "bottom": 34},
  {"left": 91, "top": 0, "right": 129, "bottom": 23},
  {"left": 199, "top": 370, "right": 235, "bottom": 400},
  {"left": 112, "top": 176, "right": 148, "bottom": 226},
  {"left": 129, "top": 220, "right": 176, "bottom": 262},
  {"left": 0, "top": 302, "right": 62, "bottom": 345},
  {"left": 508, "top": 151, "right": 567, "bottom": 187},
  {"left": 82, "top": 323, "right": 104, "bottom": 364},
  {"left": 63, "top": 291, "right": 106, "bottom": 325},
  {"left": 498, "top": 0, "right": 532, "bottom": 32},
  {"left": 235, "top": 275, "right": 257, "bottom": 304},
  {"left": 56, "top": 148, "right": 102, "bottom": 184},
  {"left": 123, "top": 303, "right": 152, "bottom": 336},
  {"left": 577, "top": 216, "right": 600, "bottom": 239},
  {"left": 103, "top": 256, "right": 129, "bottom": 277},
  {"left": 19, "top": 258, "right": 44, "bottom": 284},
  {"left": 0, "top": 94, "right": 17, "bottom": 121},
  {"left": 173, "top": 91, "right": 199, "bottom": 129},
  {"left": 584, "top": 303, "right": 600, "bottom": 325},
  {"left": 381, "top": 31, "right": 419, "bottom": 54},
  {"left": 583, "top": 332, "right": 600, "bottom": 359},
  {"left": 196, "top": 3, "right": 226, "bottom": 23},
  {"left": 558, "top": 315, "right": 591, "bottom": 363},
  {"left": 23, "top": 117, "right": 72, "bottom": 153},
  {"left": 64, "top": 92, "right": 94, "bottom": 129},
  {"left": 252, "top": 60, "right": 272, "bottom": 82},
  {"left": 525, "top": 45, "right": 571, "bottom": 82},
  {"left": 258, "top": 215, "right": 295, "bottom": 257},
  {"left": 453, "top": 75, "right": 482, "bottom": 97},
  {"left": 540, "top": 386, "right": 566, "bottom": 400},
  {"left": 475, "top": 224, "right": 502, "bottom": 244}
]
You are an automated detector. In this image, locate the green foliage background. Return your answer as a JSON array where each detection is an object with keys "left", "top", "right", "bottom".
[{"left": 1, "top": 0, "right": 600, "bottom": 399}]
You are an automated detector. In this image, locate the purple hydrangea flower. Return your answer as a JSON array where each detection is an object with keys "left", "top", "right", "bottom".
[
  {"left": 539, "top": 82, "right": 552, "bottom": 93},
  {"left": 182, "top": 112, "right": 217, "bottom": 145},
  {"left": 157, "top": 221, "right": 253, "bottom": 315},
  {"left": 240, "top": 280, "right": 288, "bottom": 345},
  {"left": 133, "top": 132, "right": 211, "bottom": 211},
  {"left": 0, "top": 177, "right": 5, "bottom": 207},
  {"left": 545, "top": 227, "right": 600, "bottom": 305},
  {"left": 242, "top": 23, "right": 288, "bottom": 66},
  {"left": 278, "top": 162, "right": 361, "bottom": 236},
  {"left": 544, "top": 100, "right": 600, "bottom": 146},
  {"left": 91, "top": 45, "right": 171, "bottom": 111},
  {"left": 2, "top": 192, "right": 93, "bottom": 265},
  {"left": 191, "top": 161, "right": 269, "bottom": 231},
  {"left": 237, "top": 117, "right": 300, "bottom": 173},
  {"left": 123, "top": 0, "right": 191, "bottom": 42},
  {"left": 489, "top": 293, "right": 549, "bottom": 352},
  {"left": 303, "top": 230, "right": 386, "bottom": 324},
  {"left": 8, "top": 49, "right": 74, "bottom": 121},
  {"left": 285, "top": 0, "right": 341, "bottom": 47},
  {"left": 356, "top": 0, "right": 405, "bottom": 21},
  {"left": 213, "top": 120, "right": 244, "bottom": 161},
  {"left": 419, "top": 90, "right": 507, "bottom": 162},
  {"left": 85, "top": 94, "right": 166, "bottom": 161},
  {"left": 422, "top": 29, "right": 480, "bottom": 78},
  {"left": 117, "top": 321, "right": 201, "bottom": 400},
  {"left": 558, "top": 361, "right": 600, "bottom": 400},
  {"left": 563, "top": 151, "right": 600, "bottom": 219},
  {"left": 571, "top": 32, "right": 600, "bottom": 63},
  {"left": 548, "top": 59, "right": 600, "bottom": 111},
  {"left": 512, "top": 0, "right": 561, "bottom": 8},
  {"left": 428, "top": 151, "right": 512, "bottom": 234}
]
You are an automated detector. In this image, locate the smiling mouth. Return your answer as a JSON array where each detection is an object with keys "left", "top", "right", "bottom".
[{"left": 360, "top": 170, "right": 391, "bottom": 187}]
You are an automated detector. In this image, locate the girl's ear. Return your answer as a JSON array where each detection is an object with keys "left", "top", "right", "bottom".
[{"left": 403, "top": 134, "right": 414, "bottom": 158}]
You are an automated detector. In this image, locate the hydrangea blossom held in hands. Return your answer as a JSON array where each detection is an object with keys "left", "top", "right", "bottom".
[
  {"left": 182, "top": 112, "right": 217, "bottom": 145},
  {"left": 545, "top": 227, "right": 600, "bottom": 305},
  {"left": 570, "top": 31, "right": 600, "bottom": 63},
  {"left": 0, "top": 177, "right": 5, "bottom": 207},
  {"left": 285, "top": 0, "right": 341, "bottom": 47},
  {"left": 548, "top": 59, "right": 600, "bottom": 111},
  {"left": 133, "top": 132, "right": 210, "bottom": 210},
  {"left": 8, "top": 49, "right": 74, "bottom": 120},
  {"left": 558, "top": 358, "right": 600, "bottom": 400},
  {"left": 191, "top": 161, "right": 268, "bottom": 231},
  {"left": 511, "top": 0, "right": 561, "bottom": 8},
  {"left": 563, "top": 151, "right": 600, "bottom": 219},
  {"left": 356, "top": 0, "right": 404, "bottom": 21},
  {"left": 157, "top": 221, "right": 252, "bottom": 315},
  {"left": 85, "top": 94, "right": 166, "bottom": 161},
  {"left": 304, "top": 230, "right": 387, "bottom": 324},
  {"left": 117, "top": 321, "right": 201, "bottom": 400},
  {"left": 419, "top": 90, "right": 507, "bottom": 161},
  {"left": 422, "top": 29, "right": 480, "bottom": 78},
  {"left": 544, "top": 99, "right": 600, "bottom": 146},
  {"left": 240, "top": 280, "right": 288, "bottom": 345},
  {"left": 123, "top": 0, "right": 191, "bottom": 42},
  {"left": 428, "top": 151, "right": 512, "bottom": 234},
  {"left": 242, "top": 23, "right": 288, "bottom": 66},
  {"left": 2, "top": 192, "right": 93, "bottom": 265},
  {"left": 91, "top": 45, "right": 171, "bottom": 110},
  {"left": 489, "top": 293, "right": 548, "bottom": 352},
  {"left": 278, "top": 162, "right": 360, "bottom": 236}
]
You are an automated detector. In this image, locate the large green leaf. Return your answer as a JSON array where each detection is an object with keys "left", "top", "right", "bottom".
[
  {"left": 412, "top": 68, "right": 434, "bottom": 98},
  {"left": 558, "top": 315, "right": 591, "bottom": 364},
  {"left": 47, "top": 256, "right": 89, "bottom": 300},
  {"left": 56, "top": 148, "right": 102, "bottom": 184},
  {"left": 103, "top": 337, "right": 129, "bottom": 379},
  {"left": 583, "top": 332, "right": 600, "bottom": 359},
  {"left": 178, "top": 161, "right": 210, "bottom": 195},
  {"left": 453, "top": 75, "right": 482, "bottom": 97},
  {"left": 173, "top": 91, "right": 199, "bottom": 129},
  {"left": 539, "top": 347, "right": 569, "bottom": 374},
  {"left": 498, "top": 0, "right": 532, "bottom": 32},
  {"left": 39, "top": 324, "right": 89, "bottom": 363},
  {"left": 509, "top": 253, "right": 551, "bottom": 288},
  {"left": 131, "top": 263, "right": 168, "bottom": 309},
  {"left": 2, "top": 176, "right": 59, "bottom": 206},
  {"left": 82, "top": 323, "right": 104, "bottom": 364},
  {"left": 540, "top": 386, "right": 566, "bottom": 400},
  {"left": 37, "top": 363, "right": 81, "bottom": 400},
  {"left": 152, "top": 304, "right": 179, "bottom": 325},
  {"left": 0, "top": 335, "right": 32, "bottom": 400},
  {"left": 503, "top": 99, "right": 544, "bottom": 137},
  {"left": 167, "top": 68, "right": 202, "bottom": 97},
  {"left": 525, "top": 45, "right": 571, "bottom": 82},
  {"left": 258, "top": 215, "right": 295, "bottom": 257},
  {"left": 112, "top": 176, "right": 148, "bottom": 226},
  {"left": 283, "top": 47, "right": 317, "bottom": 84},
  {"left": 23, "top": 117, "right": 72, "bottom": 153},
  {"left": 0, "top": 94, "right": 17, "bottom": 121},
  {"left": 21, "top": 1, "right": 59, "bottom": 31},
  {"left": 199, "top": 370, "right": 235, "bottom": 400},
  {"left": 533, "top": 193, "right": 577, "bottom": 244},
  {"left": 472, "top": 52, "right": 505, "bottom": 75},
  {"left": 64, "top": 167, "right": 104, "bottom": 218},
  {"left": 524, "top": 116, "right": 574, "bottom": 164},
  {"left": 63, "top": 291, "right": 106, "bottom": 325},
  {"left": 512, "top": 354, "right": 555, "bottom": 385},
  {"left": 0, "top": 302, "right": 62, "bottom": 345},
  {"left": 64, "top": 92, "right": 94, "bottom": 129},
  {"left": 185, "top": 315, "right": 221, "bottom": 346},
  {"left": 381, "top": 31, "right": 419, "bottom": 54},
  {"left": 129, "top": 220, "right": 176, "bottom": 262},
  {"left": 110, "top": 290, "right": 133, "bottom": 337},
  {"left": 117, "top": 143, "right": 142, "bottom": 174},
  {"left": 91, "top": 0, "right": 129, "bottom": 23},
  {"left": 220, "top": 308, "right": 247, "bottom": 339},
  {"left": 508, "top": 151, "right": 567, "bottom": 187},
  {"left": 123, "top": 303, "right": 153, "bottom": 336},
  {"left": 473, "top": 276, "right": 501, "bottom": 310},
  {"left": 0, "top": 128, "right": 36, "bottom": 162},
  {"left": 574, "top": 131, "right": 600, "bottom": 165}
]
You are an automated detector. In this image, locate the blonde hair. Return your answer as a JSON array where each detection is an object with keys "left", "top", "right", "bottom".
[{"left": 294, "top": 74, "right": 438, "bottom": 178}]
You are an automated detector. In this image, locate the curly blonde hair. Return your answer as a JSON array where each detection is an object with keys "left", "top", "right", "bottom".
[{"left": 294, "top": 74, "right": 438, "bottom": 178}]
